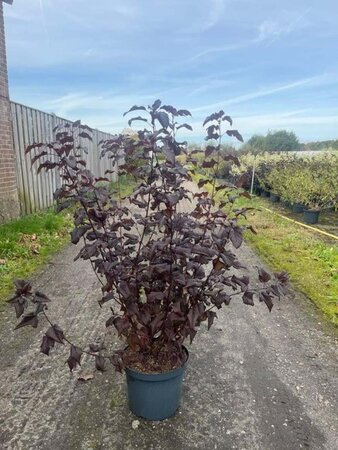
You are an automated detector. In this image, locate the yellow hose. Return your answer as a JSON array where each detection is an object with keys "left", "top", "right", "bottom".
[{"left": 259, "top": 206, "right": 338, "bottom": 241}]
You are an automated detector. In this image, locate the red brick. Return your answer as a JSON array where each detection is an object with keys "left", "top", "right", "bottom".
[{"left": 0, "top": 1, "right": 19, "bottom": 221}]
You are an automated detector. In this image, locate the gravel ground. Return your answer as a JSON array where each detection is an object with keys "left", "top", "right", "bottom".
[{"left": 0, "top": 190, "right": 337, "bottom": 450}]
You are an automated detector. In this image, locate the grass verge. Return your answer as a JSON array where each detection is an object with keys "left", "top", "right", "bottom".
[
  {"left": 109, "top": 174, "right": 137, "bottom": 198},
  {"left": 0, "top": 210, "right": 73, "bottom": 304},
  {"left": 235, "top": 195, "right": 338, "bottom": 326},
  {"left": 0, "top": 175, "right": 136, "bottom": 305},
  {"left": 192, "top": 172, "right": 338, "bottom": 326}
]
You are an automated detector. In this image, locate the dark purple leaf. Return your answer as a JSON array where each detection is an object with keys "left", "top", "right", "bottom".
[
  {"left": 152, "top": 99, "right": 162, "bottom": 110},
  {"left": 14, "top": 302, "right": 25, "bottom": 319},
  {"left": 156, "top": 111, "right": 169, "bottom": 128},
  {"left": 40, "top": 335, "right": 55, "bottom": 356},
  {"left": 258, "top": 268, "right": 271, "bottom": 283},
  {"left": 15, "top": 313, "right": 38, "bottom": 330},
  {"left": 70, "top": 345, "right": 83, "bottom": 364},
  {"left": 70, "top": 226, "right": 88, "bottom": 245},
  {"left": 95, "top": 355, "right": 106, "bottom": 371},
  {"left": 205, "top": 146, "right": 215, "bottom": 157},
  {"left": 34, "top": 291, "right": 51, "bottom": 303},
  {"left": 128, "top": 116, "right": 148, "bottom": 127},
  {"left": 79, "top": 131, "right": 92, "bottom": 141},
  {"left": 14, "top": 279, "right": 32, "bottom": 296},
  {"left": 31, "top": 151, "right": 48, "bottom": 166},
  {"left": 229, "top": 227, "right": 243, "bottom": 249},
  {"left": 177, "top": 123, "right": 193, "bottom": 131},
  {"left": 161, "top": 105, "right": 178, "bottom": 115},
  {"left": 198, "top": 179, "right": 209, "bottom": 188},
  {"left": 203, "top": 110, "right": 224, "bottom": 126},
  {"left": 45, "top": 325, "right": 64, "bottom": 344},
  {"left": 226, "top": 130, "right": 243, "bottom": 142},
  {"left": 274, "top": 271, "right": 288, "bottom": 283},
  {"left": 222, "top": 115, "right": 233, "bottom": 126},
  {"left": 202, "top": 159, "right": 217, "bottom": 168},
  {"left": 177, "top": 109, "right": 191, "bottom": 117},
  {"left": 242, "top": 291, "right": 255, "bottom": 306},
  {"left": 207, "top": 311, "right": 217, "bottom": 330},
  {"left": 259, "top": 291, "right": 273, "bottom": 312},
  {"left": 123, "top": 105, "right": 147, "bottom": 116}
]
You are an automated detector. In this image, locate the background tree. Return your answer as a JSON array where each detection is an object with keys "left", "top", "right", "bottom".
[
  {"left": 243, "top": 130, "right": 300, "bottom": 152},
  {"left": 264, "top": 130, "right": 300, "bottom": 152},
  {"left": 246, "top": 134, "right": 266, "bottom": 152}
]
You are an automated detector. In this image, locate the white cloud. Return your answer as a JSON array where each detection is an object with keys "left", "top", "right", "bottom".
[
  {"left": 189, "top": 40, "right": 254, "bottom": 62},
  {"left": 258, "top": 8, "right": 312, "bottom": 44},
  {"left": 258, "top": 21, "right": 285, "bottom": 41},
  {"left": 190, "top": 73, "right": 335, "bottom": 113},
  {"left": 205, "top": 0, "right": 225, "bottom": 30},
  {"left": 183, "top": 0, "right": 225, "bottom": 33},
  {"left": 190, "top": 7, "right": 312, "bottom": 61}
]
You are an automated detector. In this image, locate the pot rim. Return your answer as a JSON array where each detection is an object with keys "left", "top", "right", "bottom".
[
  {"left": 125, "top": 345, "right": 189, "bottom": 379},
  {"left": 304, "top": 208, "right": 321, "bottom": 213}
]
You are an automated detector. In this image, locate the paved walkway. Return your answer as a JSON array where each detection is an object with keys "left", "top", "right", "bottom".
[{"left": 0, "top": 195, "right": 337, "bottom": 450}]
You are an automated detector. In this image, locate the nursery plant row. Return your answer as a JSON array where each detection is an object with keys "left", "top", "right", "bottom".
[{"left": 223, "top": 152, "right": 338, "bottom": 225}]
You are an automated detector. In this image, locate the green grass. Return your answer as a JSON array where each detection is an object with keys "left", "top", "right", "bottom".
[
  {"left": 193, "top": 175, "right": 338, "bottom": 326},
  {"left": 109, "top": 174, "right": 137, "bottom": 198},
  {"left": 0, "top": 210, "right": 73, "bottom": 304},
  {"left": 0, "top": 176, "right": 136, "bottom": 305},
  {"left": 235, "top": 195, "right": 338, "bottom": 326}
]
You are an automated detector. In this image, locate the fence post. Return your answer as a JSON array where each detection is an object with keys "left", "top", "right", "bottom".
[
  {"left": 0, "top": 1, "right": 20, "bottom": 223},
  {"left": 250, "top": 158, "right": 256, "bottom": 195}
]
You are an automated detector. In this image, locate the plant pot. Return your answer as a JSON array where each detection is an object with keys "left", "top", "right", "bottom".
[
  {"left": 269, "top": 193, "right": 280, "bottom": 203},
  {"left": 281, "top": 200, "right": 291, "bottom": 208},
  {"left": 292, "top": 203, "right": 305, "bottom": 213},
  {"left": 303, "top": 209, "right": 320, "bottom": 225},
  {"left": 125, "top": 347, "right": 189, "bottom": 420},
  {"left": 261, "top": 190, "right": 270, "bottom": 198}
]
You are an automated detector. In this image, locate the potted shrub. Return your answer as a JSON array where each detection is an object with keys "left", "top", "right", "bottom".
[
  {"left": 297, "top": 164, "right": 336, "bottom": 224},
  {"left": 269, "top": 193, "right": 279, "bottom": 203},
  {"left": 7, "top": 102, "right": 288, "bottom": 420},
  {"left": 292, "top": 203, "right": 305, "bottom": 213}
]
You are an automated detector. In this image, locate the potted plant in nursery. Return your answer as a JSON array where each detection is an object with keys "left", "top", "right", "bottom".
[
  {"left": 7, "top": 102, "right": 288, "bottom": 421},
  {"left": 297, "top": 166, "right": 335, "bottom": 224}
]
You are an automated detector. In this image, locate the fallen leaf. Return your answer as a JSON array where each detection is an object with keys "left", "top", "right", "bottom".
[
  {"left": 0, "top": 259, "right": 6, "bottom": 265},
  {"left": 31, "top": 244, "right": 41, "bottom": 254},
  {"left": 78, "top": 372, "right": 95, "bottom": 382}
]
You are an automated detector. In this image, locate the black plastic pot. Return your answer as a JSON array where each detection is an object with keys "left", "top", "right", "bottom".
[
  {"left": 281, "top": 200, "right": 291, "bottom": 208},
  {"left": 125, "top": 347, "right": 189, "bottom": 420},
  {"left": 303, "top": 209, "right": 320, "bottom": 225},
  {"left": 261, "top": 190, "right": 270, "bottom": 198},
  {"left": 270, "top": 193, "right": 280, "bottom": 203},
  {"left": 292, "top": 203, "right": 305, "bottom": 213}
]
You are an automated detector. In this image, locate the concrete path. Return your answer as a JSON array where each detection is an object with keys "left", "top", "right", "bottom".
[{"left": 0, "top": 203, "right": 337, "bottom": 449}]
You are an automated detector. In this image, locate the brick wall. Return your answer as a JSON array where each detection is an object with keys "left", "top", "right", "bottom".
[{"left": 0, "top": 0, "right": 19, "bottom": 222}]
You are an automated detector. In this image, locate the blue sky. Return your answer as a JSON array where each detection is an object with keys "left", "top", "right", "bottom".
[{"left": 4, "top": 0, "right": 338, "bottom": 143}]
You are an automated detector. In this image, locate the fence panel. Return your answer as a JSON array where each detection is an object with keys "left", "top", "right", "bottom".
[{"left": 10, "top": 101, "right": 117, "bottom": 215}]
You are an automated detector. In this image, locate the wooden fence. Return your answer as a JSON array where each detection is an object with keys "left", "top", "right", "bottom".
[{"left": 10, "top": 101, "right": 117, "bottom": 215}]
